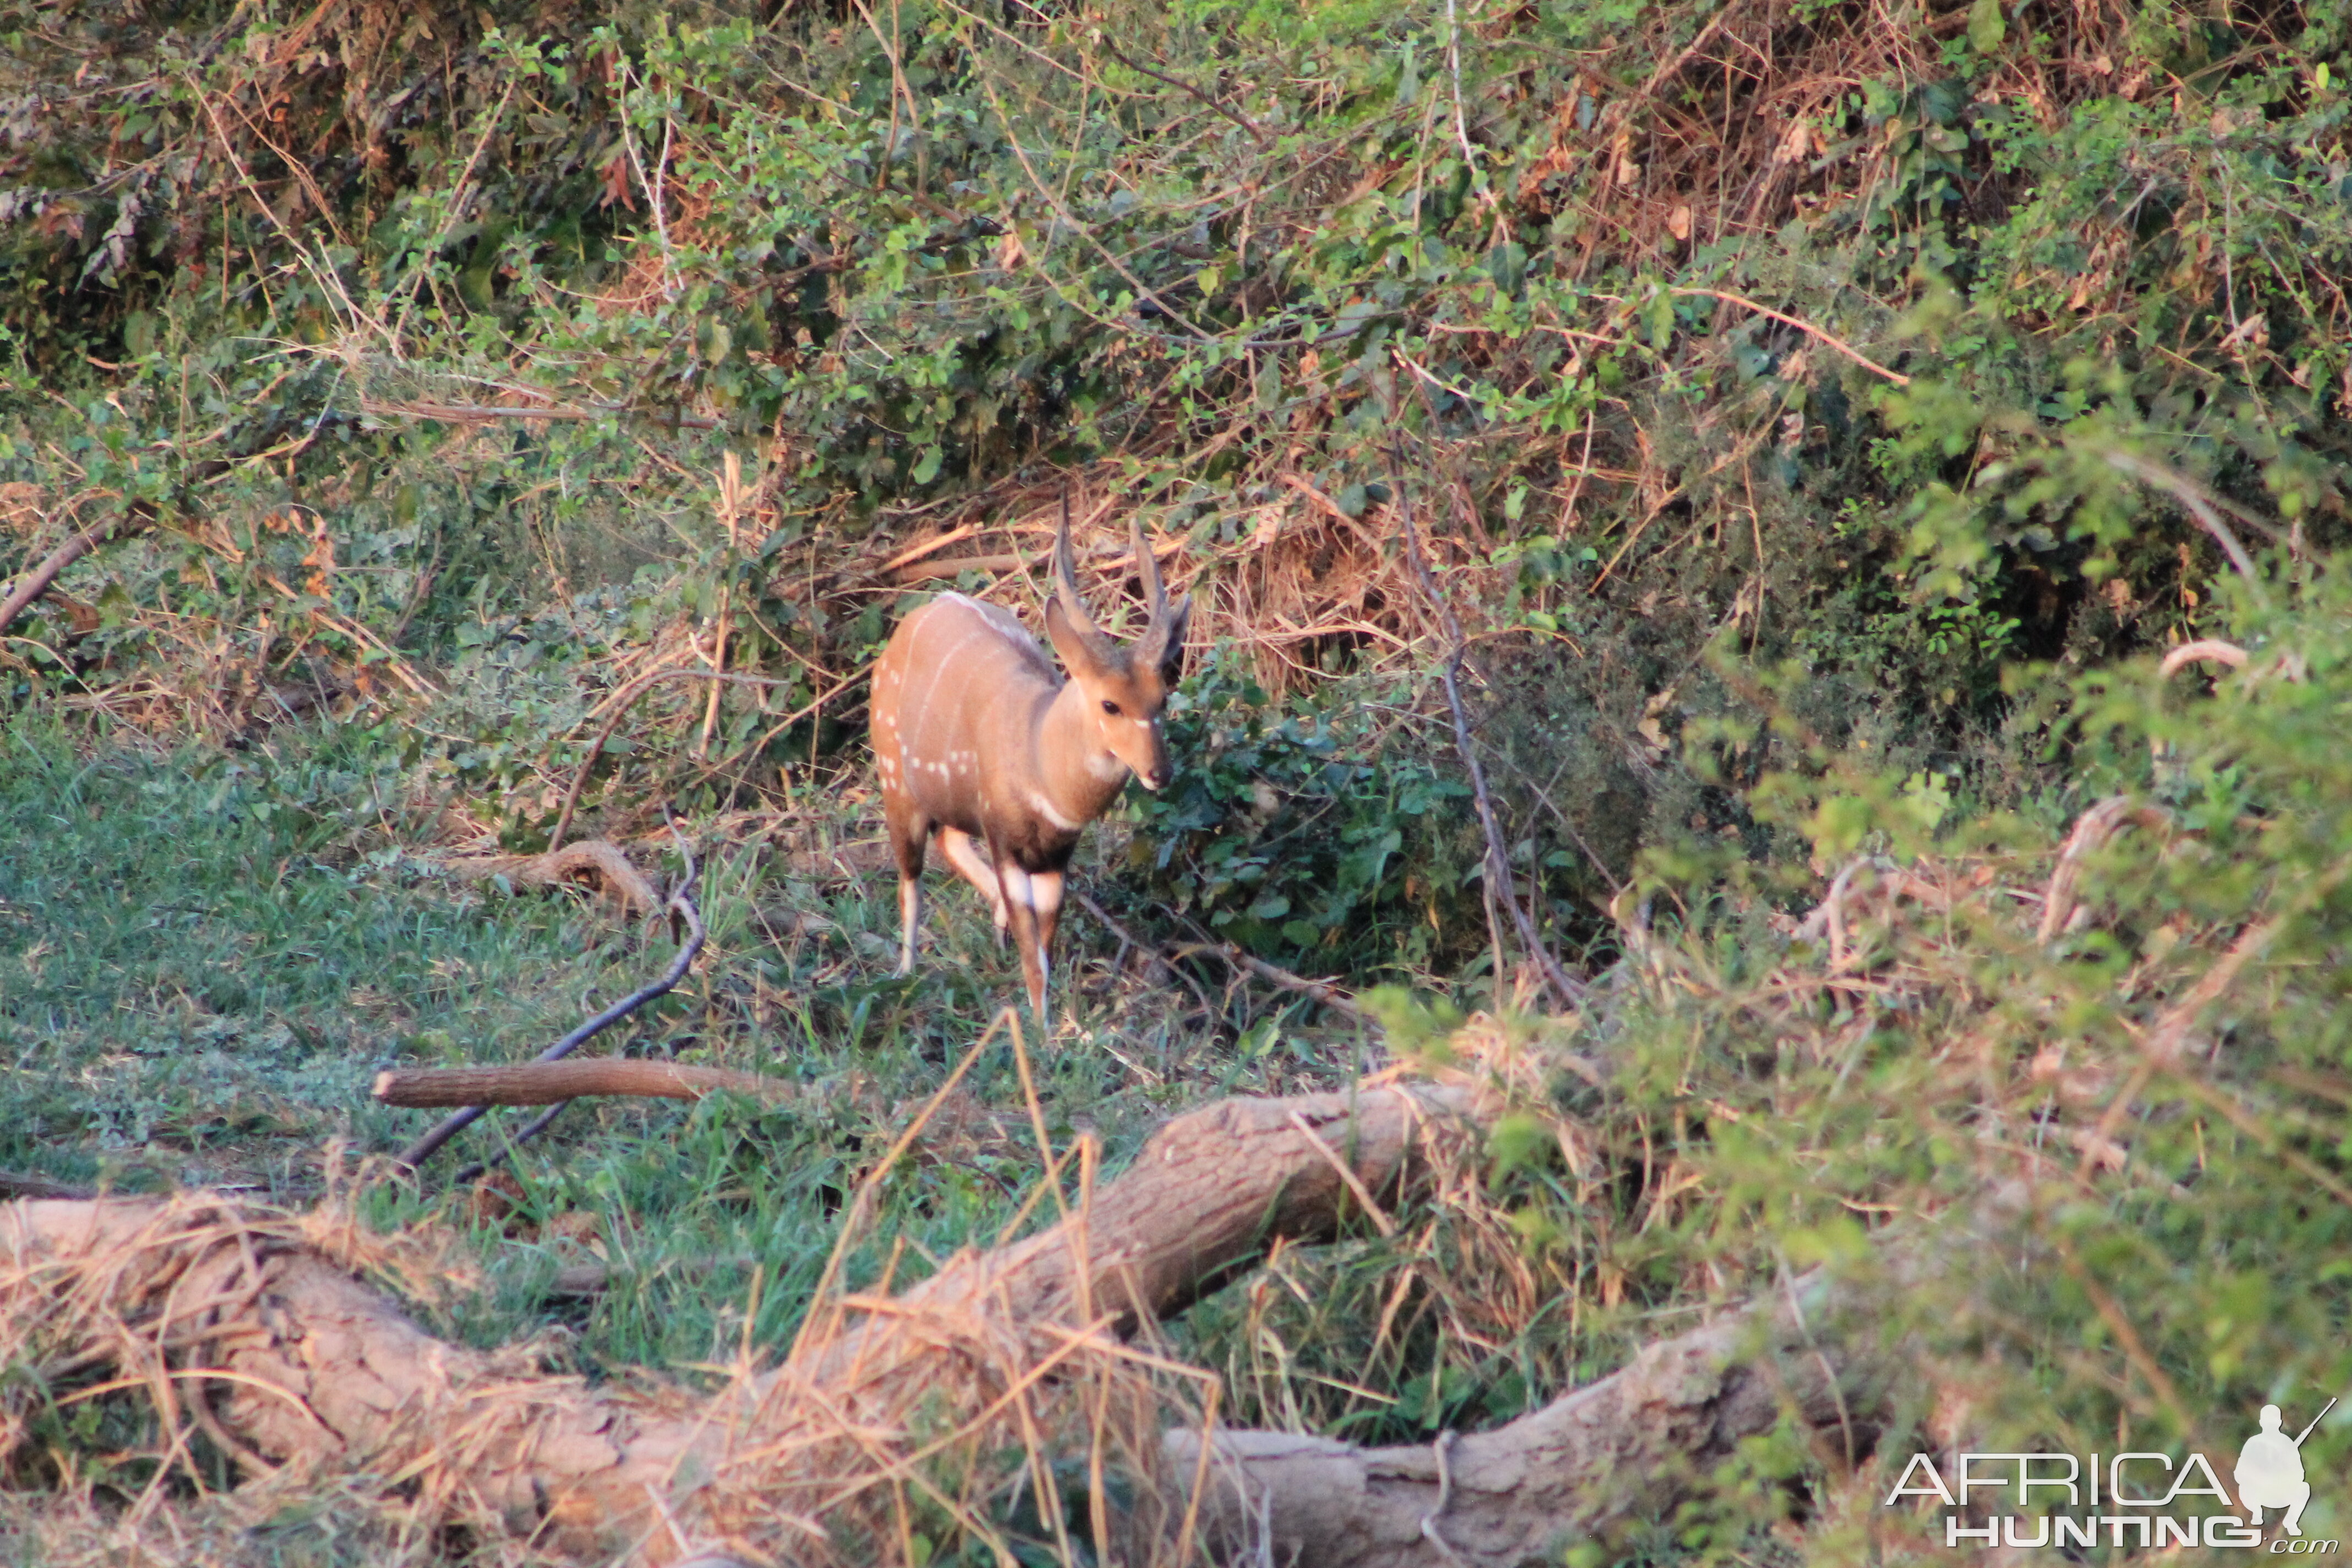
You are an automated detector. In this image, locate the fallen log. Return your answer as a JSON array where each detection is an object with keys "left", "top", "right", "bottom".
[
  {"left": 3, "top": 1083, "right": 1482, "bottom": 1564},
  {"left": 1175, "top": 1269, "right": 1891, "bottom": 1566},
  {"left": 0, "top": 1080, "right": 1897, "bottom": 1566}
]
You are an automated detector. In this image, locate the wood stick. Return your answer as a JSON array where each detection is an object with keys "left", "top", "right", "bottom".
[
  {"left": 393, "top": 874, "right": 706, "bottom": 1170},
  {"left": 375, "top": 1059, "right": 798, "bottom": 1108},
  {"left": 360, "top": 398, "right": 723, "bottom": 431},
  {"left": 0, "top": 1169, "right": 95, "bottom": 1200},
  {"left": 0, "top": 515, "right": 148, "bottom": 638},
  {"left": 1670, "top": 286, "right": 1910, "bottom": 385},
  {"left": 2036, "top": 797, "right": 2171, "bottom": 945},
  {"left": 2100, "top": 449, "right": 2263, "bottom": 588},
  {"left": 2158, "top": 638, "right": 2250, "bottom": 678}
]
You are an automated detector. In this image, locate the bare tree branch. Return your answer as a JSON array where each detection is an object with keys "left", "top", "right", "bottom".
[
  {"left": 393, "top": 863, "right": 706, "bottom": 1171},
  {"left": 1388, "top": 435, "right": 1587, "bottom": 1009}
]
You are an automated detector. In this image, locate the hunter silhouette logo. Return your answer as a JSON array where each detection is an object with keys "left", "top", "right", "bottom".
[
  {"left": 2240, "top": 1400, "right": 2334, "bottom": 1537},
  {"left": 1883, "top": 1396, "right": 2340, "bottom": 1550}
]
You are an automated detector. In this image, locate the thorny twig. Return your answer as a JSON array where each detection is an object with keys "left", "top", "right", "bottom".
[
  {"left": 1167, "top": 911, "right": 1375, "bottom": 1027},
  {"left": 1091, "top": 35, "right": 1271, "bottom": 148},
  {"left": 1066, "top": 885, "right": 1218, "bottom": 1022}
]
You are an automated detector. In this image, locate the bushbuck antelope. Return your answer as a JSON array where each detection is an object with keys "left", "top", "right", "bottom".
[{"left": 872, "top": 503, "right": 1189, "bottom": 1016}]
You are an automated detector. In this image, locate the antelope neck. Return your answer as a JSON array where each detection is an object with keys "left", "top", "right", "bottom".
[{"left": 1035, "top": 683, "right": 1128, "bottom": 826}]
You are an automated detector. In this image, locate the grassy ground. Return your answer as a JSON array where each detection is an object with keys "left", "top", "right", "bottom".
[{"left": 0, "top": 716, "right": 1370, "bottom": 1375}]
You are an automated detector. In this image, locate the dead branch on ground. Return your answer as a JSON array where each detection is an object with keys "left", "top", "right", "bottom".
[
  {"left": 442, "top": 839, "right": 666, "bottom": 919},
  {"left": 1, "top": 1074, "right": 1898, "bottom": 1566},
  {"left": 2, "top": 1081, "right": 1483, "bottom": 1563},
  {"left": 0, "top": 514, "right": 153, "bottom": 638},
  {"left": 394, "top": 859, "right": 707, "bottom": 1171},
  {"left": 374, "top": 1059, "right": 799, "bottom": 1108},
  {"left": 1174, "top": 1266, "right": 1892, "bottom": 1567}
]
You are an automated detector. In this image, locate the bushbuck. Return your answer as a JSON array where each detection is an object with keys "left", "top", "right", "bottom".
[{"left": 871, "top": 502, "right": 1189, "bottom": 1016}]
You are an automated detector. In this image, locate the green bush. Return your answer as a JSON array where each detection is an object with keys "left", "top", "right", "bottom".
[{"left": 1125, "top": 653, "right": 1479, "bottom": 975}]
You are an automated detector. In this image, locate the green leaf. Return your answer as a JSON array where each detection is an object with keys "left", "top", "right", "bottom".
[
  {"left": 911, "top": 445, "right": 943, "bottom": 483},
  {"left": 1644, "top": 290, "right": 1677, "bottom": 349},
  {"left": 1967, "top": 0, "right": 2006, "bottom": 54},
  {"left": 1486, "top": 241, "right": 1528, "bottom": 293}
]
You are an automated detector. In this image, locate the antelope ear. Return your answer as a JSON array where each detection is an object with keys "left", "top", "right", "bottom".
[
  {"left": 1046, "top": 596, "right": 1108, "bottom": 679},
  {"left": 1152, "top": 596, "right": 1193, "bottom": 684}
]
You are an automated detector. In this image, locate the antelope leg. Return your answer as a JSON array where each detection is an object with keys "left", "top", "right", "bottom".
[
  {"left": 1030, "top": 869, "right": 1065, "bottom": 977},
  {"left": 887, "top": 809, "right": 929, "bottom": 977},
  {"left": 989, "top": 853, "right": 1050, "bottom": 1017},
  {"left": 895, "top": 876, "right": 923, "bottom": 977},
  {"left": 937, "top": 827, "right": 1009, "bottom": 940}
]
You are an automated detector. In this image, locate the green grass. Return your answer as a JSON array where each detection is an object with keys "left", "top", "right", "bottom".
[{"left": 0, "top": 715, "right": 1363, "bottom": 1372}]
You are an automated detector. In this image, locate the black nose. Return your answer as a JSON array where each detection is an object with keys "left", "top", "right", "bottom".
[{"left": 1138, "top": 770, "right": 1166, "bottom": 791}]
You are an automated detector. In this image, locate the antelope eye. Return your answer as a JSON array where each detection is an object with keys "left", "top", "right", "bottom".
[{"left": 1100, "top": 700, "right": 1122, "bottom": 716}]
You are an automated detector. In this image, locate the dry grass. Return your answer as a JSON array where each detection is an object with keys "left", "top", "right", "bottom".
[{"left": 0, "top": 1072, "right": 1227, "bottom": 1568}]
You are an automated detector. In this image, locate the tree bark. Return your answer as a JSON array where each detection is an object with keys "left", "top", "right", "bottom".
[
  {"left": 871, "top": 1081, "right": 1484, "bottom": 1341},
  {"left": 1173, "top": 1271, "right": 1892, "bottom": 1566},
  {"left": 374, "top": 1059, "right": 799, "bottom": 1107},
  {"left": 0, "top": 1082, "right": 1895, "bottom": 1567}
]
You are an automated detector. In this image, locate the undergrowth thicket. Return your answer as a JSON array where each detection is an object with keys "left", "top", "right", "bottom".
[
  {"left": 8, "top": 0, "right": 2349, "bottom": 969},
  {"left": 5, "top": 0, "right": 2352, "bottom": 1561}
]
